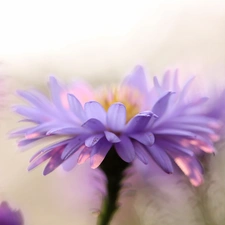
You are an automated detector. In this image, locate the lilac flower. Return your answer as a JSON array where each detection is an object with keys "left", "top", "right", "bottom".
[
  {"left": 0, "top": 202, "right": 24, "bottom": 225},
  {"left": 11, "top": 66, "right": 221, "bottom": 186},
  {"left": 11, "top": 69, "right": 156, "bottom": 174}
]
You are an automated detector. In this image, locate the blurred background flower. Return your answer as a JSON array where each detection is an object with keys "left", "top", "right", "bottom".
[
  {"left": 1, "top": 0, "right": 225, "bottom": 225},
  {"left": 0, "top": 201, "right": 24, "bottom": 225}
]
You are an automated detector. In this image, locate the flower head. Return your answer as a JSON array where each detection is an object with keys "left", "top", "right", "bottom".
[
  {"left": 0, "top": 202, "right": 24, "bottom": 225},
  {"left": 11, "top": 66, "right": 221, "bottom": 186}
]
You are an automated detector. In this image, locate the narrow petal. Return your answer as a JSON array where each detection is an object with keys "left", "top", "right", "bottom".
[
  {"left": 62, "top": 150, "right": 81, "bottom": 171},
  {"left": 28, "top": 145, "right": 65, "bottom": 171},
  {"left": 171, "top": 124, "right": 214, "bottom": 134},
  {"left": 178, "top": 76, "right": 195, "bottom": 103},
  {"left": 170, "top": 115, "right": 216, "bottom": 125},
  {"left": 85, "top": 134, "right": 104, "bottom": 147},
  {"left": 17, "top": 90, "right": 52, "bottom": 110},
  {"left": 154, "top": 128, "right": 197, "bottom": 138},
  {"left": 152, "top": 92, "right": 174, "bottom": 117},
  {"left": 147, "top": 145, "right": 174, "bottom": 174},
  {"left": 129, "top": 132, "right": 155, "bottom": 146},
  {"left": 18, "top": 137, "right": 43, "bottom": 147},
  {"left": 172, "top": 69, "right": 180, "bottom": 92},
  {"left": 84, "top": 101, "right": 106, "bottom": 124},
  {"left": 30, "top": 139, "right": 71, "bottom": 162},
  {"left": 146, "top": 113, "right": 158, "bottom": 128},
  {"left": 153, "top": 76, "right": 167, "bottom": 97},
  {"left": 121, "top": 65, "right": 149, "bottom": 97},
  {"left": 159, "top": 140, "right": 194, "bottom": 156},
  {"left": 115, "top": 135, "right": 135, "bottom": 162},
  {"left": 9, "top": 127, "right": 33, "bottom": 138},
  {"left": 67, "top": 94, "right": 86, "bottom": 121},
  {"left": 107, "top": 103, "right": 126, "bottom": 131},
  {"left": 77, "top": 147, "right": 92, "bottom": 164},
  {"left": 49, "top": 76, "right": 64, "bottom": 109},
  {"left": 153, "top": 76, "right": 161, "bottom": 89},
  {"left": 174, "top": 155, "right": 203, "bottom": 186},
  {"left": 90, "top": 138, "right": 112, "bottom": 169},
  {"left": 28, "top": 150, "right": 53, "bottom": 171},
  {"left": 104, "top": 131, "right": 120, "bottom": 143},
  {"left": 125, "top": 111, "right": 153, "bottom": 133},
  {"left": 43, "top": 148, "right": 65, "bottom": 175},
  {"left": 13, "top": 106, "right": 47, "bottom": 123},
  {"left": 47, "top": 126, "right": 86, "bottom": 135},
  {"left": 133, "top": 141, "right": 149, "bottom": 164},
  {"left": 82, "top": 118, "right": 105, "bottom": 132},
  {"left": 61, "top": 135, "right": 86, "bottom": 159},
  {"left": 24, "top": 122, "right": 64, "bottom": 136},
  {"left": 162, "top": 70, "right": 171, "bottom": 89}
]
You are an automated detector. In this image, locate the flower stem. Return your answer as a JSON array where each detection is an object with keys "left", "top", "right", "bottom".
[{"left": 97, "top": 147, "right": 129, "bottom": 225}]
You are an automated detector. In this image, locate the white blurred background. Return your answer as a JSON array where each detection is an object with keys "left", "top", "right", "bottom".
[{"left": 0, "top": 1, "right": 225, "bottom": 224}]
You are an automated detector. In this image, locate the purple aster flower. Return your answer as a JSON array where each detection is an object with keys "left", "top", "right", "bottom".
[
  {"left": 11, "top": 66, "right": 220, "bottom": 186},
  {"left": 0, "top": 202, "right": 24, "bottom": 225}
]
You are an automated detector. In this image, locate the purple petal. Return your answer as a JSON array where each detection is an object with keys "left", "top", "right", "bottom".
[
  {"left": 173, "top": 70, "right": 180, "bottom": 91},
  {"left": 153, "top": 76, "right": 161, "bottom": 89},
  {"left": 9, "top": 127, "right": 32, "bottom": 138},
  {"left": 104, "top": 131, "right": 120, "bottom": 143},
  {"left": 48, "top": 76, "right": 64, "bottom": 109},
  {"left": 129, "top": 132, "right": 155, "bottom": 146},
  {"left": 159, "top": 140, "right": 194, "bottom": 156},
  {"left": 61, "top": 135, "right": 86, "bottom": 159},
  {"left": 18, "top": 137, "right": 43, "bottom": 147},
  {"left": 153, "top": 76, "right": 167, "bottom": 97},
  {"left": 46, "top": 126, "right": 86, "bottom": 135},
  {"left": 170, "top": 115, "right": 215, "bottom": 125},
  {"left": 24, "top": 122, "right": 64, "bottom": 137},
  {"left": 77, "top": 147, "right": 92, "bottom": 164},
  {"left": 115, "top": 135, "right": 135, "bottom": 162},
  {"left": 82, "top": 118, "right": 105, "bottom": 132},
  {"left": 170, "top": 124, "right": 214, "bottom": 134},
  {"left": 85, "top": 134, "right": 104, "bottom": 147},
  {"left": 17, "top": 90, "right": 52, "bottom": 110},
  {"left": 13, "top": 106, "right": 48, "bottom": 123},
  {"left": 154, "top": 128, "right": 197, "bottom": 138},
  {"left": 90, "top": 138, "right": 112, "bottom": 169},
  {"left": 28, "top": 145, "right": 65, "bottom": 171},
  {"left": 162, "top": 70, "right": 171, "bottom": 89},
  {"left": 62, "top": 150, "right": 81, "bottom": 171},
  {"left": 84, "top": 101, "right": 106, "bottom": 124},
  {"left": 147, "top": 145, "right": 174, "bottom": 174},
  {"left": 133, "top": 141, "right": 149, "bottom": 164},
  {"left": 178, "top": 76, "right": 195, "bottom": 103},
  {"left": 125, "top": 111, "right": 154, "bottom": 133},
  {"left": 152, "top": 92, "right": 174, "bottom": 117},
  {"left": 146, "top": 113, "right": 158, "bottom": 128},
  {"left": 29, "top": 139, "right": 71, "bottom": 162},
  {"left": 43, "top": 148, "right": 65, "bottom": 175},
  {"left": 67, "top": 94, "right": 86, "bottom": 121},
  {"left": 107, "top": 103, "right": 126, "bottom": 131},
  {"left": 174, "top": 155, "right": 203, "bottom": 186},
  {"left": 121, "top": 65, "right": 149, "bottom": 97}
]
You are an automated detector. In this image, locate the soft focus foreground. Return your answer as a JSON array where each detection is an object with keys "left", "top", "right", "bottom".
[{"left": 1, "top": 1, "right": 225, "bottom": 225}]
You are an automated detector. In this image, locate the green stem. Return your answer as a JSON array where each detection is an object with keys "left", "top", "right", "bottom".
[{"left": 97, "top": 147, "right": 129, "bottom": 225}]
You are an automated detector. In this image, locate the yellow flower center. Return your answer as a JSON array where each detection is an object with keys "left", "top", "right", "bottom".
[{"left": 97, "top": 86, "right": 143, "bottom": 122}]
